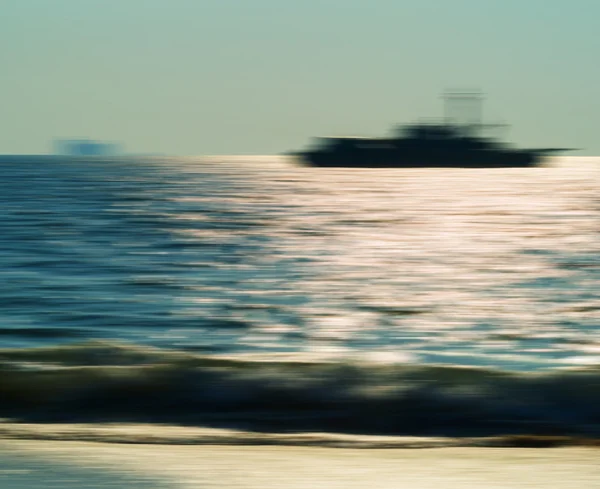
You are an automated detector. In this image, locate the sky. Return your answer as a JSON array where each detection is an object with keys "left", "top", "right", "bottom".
[{"left": 2, "top": 0, "right": 600, "bottom": 155}]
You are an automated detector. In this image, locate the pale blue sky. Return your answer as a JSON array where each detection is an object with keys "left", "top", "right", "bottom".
[{"left": 2, "top": 0, "right": 599, "bottom": 155}]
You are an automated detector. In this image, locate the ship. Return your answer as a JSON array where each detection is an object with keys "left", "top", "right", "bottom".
[{"left": 294, "top": 91, "right": 572, "bottom": 168}]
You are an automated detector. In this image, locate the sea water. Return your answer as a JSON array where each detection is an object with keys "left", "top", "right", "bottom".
[{"left": 0, "top": 155, "right": 599, "bottom": 437}]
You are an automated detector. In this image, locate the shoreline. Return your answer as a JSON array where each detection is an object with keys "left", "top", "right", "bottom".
[
  {"left": 2, "top": 438, "right": 600, "bottom": 489},
  {"left": 1, "top": 421, "right": 599, "bottom": 449}
]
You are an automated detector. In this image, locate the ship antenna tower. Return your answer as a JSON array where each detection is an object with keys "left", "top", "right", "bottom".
[{"left": 443, "top": 89, "right": 484, "bottom": 135}]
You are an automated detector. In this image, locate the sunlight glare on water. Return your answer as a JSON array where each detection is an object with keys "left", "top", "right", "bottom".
[{"left": 0, "top": 156, "right": 599, "bottom": 371}]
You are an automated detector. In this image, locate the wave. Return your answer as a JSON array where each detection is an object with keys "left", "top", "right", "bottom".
[
  {"left": 1, "top": 341, "right": 600, "bottom": 439},
  {"left": 2, "top": 423, "right": 599, "bottom": 449}
]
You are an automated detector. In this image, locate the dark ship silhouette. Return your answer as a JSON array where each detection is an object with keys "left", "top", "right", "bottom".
[{"left": 295, "top": 91, "right": 571, "bottom": 168}]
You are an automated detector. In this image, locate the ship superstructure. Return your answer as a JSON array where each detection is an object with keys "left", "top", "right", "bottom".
[{"left": 295, "top": 91, "right": 570, "bottom": 168}]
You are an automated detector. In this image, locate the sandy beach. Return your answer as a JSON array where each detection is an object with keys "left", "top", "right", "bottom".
[{"left": 2, "top": 438, "right": 600, "bottom": 489}]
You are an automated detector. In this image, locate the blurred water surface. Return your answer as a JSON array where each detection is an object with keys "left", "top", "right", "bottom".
[{"left": 1, "top": 155, "right": 599, "bottom": 371}]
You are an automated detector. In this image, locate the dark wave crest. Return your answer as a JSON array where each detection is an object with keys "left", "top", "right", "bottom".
[{"left": 1, "top": 342, "right": 600, "bottom": 438}]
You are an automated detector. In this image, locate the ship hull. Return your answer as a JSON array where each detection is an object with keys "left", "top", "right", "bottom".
[{"left": 299, "top": 150, "right": 542, "bottom": 168}]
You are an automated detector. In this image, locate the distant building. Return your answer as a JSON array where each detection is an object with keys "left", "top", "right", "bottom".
[{"left": 54, "top": 139, "right": 122, "bottom": 157}]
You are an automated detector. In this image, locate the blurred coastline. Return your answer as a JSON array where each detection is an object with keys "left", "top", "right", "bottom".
[{"left": 2, "top": 439, "right": 600, "bottom": 489}]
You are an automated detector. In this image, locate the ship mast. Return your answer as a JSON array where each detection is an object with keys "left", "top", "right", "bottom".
[
  {"left": 442, "top": 89, "right": 484, "bottom": 135},
  {"left": 443, "top": 90, "right": 510, "bottom": 139}
]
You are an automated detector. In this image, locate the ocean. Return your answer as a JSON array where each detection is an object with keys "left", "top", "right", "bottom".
[{"left": 1, "top": 155, "right": 599, "bottom": 440}]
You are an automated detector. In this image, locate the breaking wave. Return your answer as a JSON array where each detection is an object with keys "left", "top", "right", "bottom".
[{"left": 1, "top": 341, "right": 600, "bottom": 441}]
